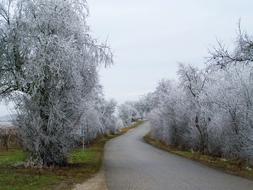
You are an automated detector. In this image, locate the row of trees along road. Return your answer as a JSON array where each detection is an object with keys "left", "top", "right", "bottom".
[
  {"left": 133, "top": 28, "right": 253, "bottom": 163},
  {"left": 0, "top": 0, "right": 120, "bottom": 167}
]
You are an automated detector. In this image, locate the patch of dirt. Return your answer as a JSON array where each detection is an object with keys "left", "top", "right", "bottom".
[{"left": 73, "top": 169, "right": 108, "bottom": 190}]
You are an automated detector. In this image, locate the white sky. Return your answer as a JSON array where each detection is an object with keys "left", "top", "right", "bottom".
[
  {"left": 1, "top": 0, "right": 253, "bottom": 116},
  {"left": 88, "top": 0, "right": 253, "bottom": 103}
]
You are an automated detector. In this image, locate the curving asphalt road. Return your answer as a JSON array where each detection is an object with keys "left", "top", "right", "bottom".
[{"left": 104, "top": 122, "right": 253, "bottom": 190}]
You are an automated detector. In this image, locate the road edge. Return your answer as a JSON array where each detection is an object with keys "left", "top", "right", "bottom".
[
  {"left": 144, "top": 133, "right": 253, "bottom": 181},
  {"left": 72, "top": 120, "right": 145, "bottom": 190}
]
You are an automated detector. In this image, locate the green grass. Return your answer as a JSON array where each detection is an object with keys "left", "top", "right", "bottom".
[
  {"left": 144, "top": 133, "right": 253, "bottom": 180},
  {"left": 0, "top": 137, "right": 111, "bottom": 190},
  {"left": 0, "top": 149, "right": 26, "bottom": 166},
  {"left": 0, "top": 171, "right": 61, "bottom": 190},
  {"left": 0, "top": 144, "right": 109, "bottom": 189},
  {"left": 0, "top": 148, "right": 62, "bottom": 190},
  {"left": 0, "top": 121, "right": 145, "bottom": 190},
  {"left": 70, "top": 148, "right": 98, "bottom": 164}
]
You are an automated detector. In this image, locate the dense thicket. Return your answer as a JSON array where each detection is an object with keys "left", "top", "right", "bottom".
[
  {"left": 141, "top": 30, "right": 253, "bottom": 162},
  {"left": 0, "top": 0, "right": 117, "bottom": 167}
]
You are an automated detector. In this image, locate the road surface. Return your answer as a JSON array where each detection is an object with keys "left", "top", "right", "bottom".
[{"left": 104, "top": 122, "right": 253, "bottom": 190}]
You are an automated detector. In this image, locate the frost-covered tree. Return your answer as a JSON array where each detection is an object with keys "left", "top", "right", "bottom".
[
  {"left": 76, "top": 85, "right": 118, "bottom": 149},
  {"left": 0, "top": 0, "right": 112, "bottom": 166},
  {"left": 143, "top": 26, "right": 253, "bottom": 162},
  {"left": 133, "top": 96, "right": 152, "bottom": 119},
  {"left": 208, "top": 27, "right": 253, "bottom": 160},
  {"left": 177, "top": 64, "right": 210, "bottom": 153},
  {"left": 118, "top": 102, "right": 140, "bottom": 127},
  {"left": 100, "top": 99, "right": 117, "bottom": 134},
  {"left": 210, "top": 26, "right": 253, "bottom": 68},
  {"left": 206, "top": 65, "right": 253, "bottom": 159},
  {"left": 148, "top": 80, "right": 190, "bottom": 148}
]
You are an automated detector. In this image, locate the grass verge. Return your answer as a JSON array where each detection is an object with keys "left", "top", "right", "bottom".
[
  {"left": 144, "top": 133, "right": 253, "bottom": 180},
  {"left": 0, "top": 121, "right": 144, "bottom": 190}
]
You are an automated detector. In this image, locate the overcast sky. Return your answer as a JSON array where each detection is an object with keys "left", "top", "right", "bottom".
[
  {"left": 1, "top": 0, "right": 253, "bottom": 116},
  {"left": 88, "top": 0, "right": 253, "bottom": 103}
]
